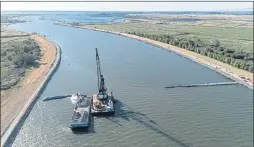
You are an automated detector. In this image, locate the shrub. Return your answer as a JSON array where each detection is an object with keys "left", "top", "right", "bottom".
[
  {"left": 7, "top": 55, "right": 12, "bottom": 61},
  {"left": 13, "top": 56, "right": 24, "bottom": 67},
  {"left": 225, "top": 49, "right": 235, "bottom": 53},
  {"left": 248, "top": 65, "right": 254, "bottom": 72},
  {"left": 23, "top": 53, "right": 37, "bottom": 66},
  {"left": 225, "top": 57, "right": 231, "bottom": 64}
]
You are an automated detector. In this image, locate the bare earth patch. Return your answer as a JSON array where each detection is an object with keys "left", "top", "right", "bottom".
[{"left": 1, "top": 34, "right": 57, "bottom": 136}]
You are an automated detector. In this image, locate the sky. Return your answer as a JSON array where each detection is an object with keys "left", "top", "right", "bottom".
[{"left": 1, "top": 1, "right": 253, "bottom": 11}]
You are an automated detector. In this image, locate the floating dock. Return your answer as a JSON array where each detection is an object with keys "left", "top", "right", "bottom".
[
  {"left": 69, "top": 94, "right": 91, "bottom": 129},
  {"left": 165, "top": 82, "right": 239, "bottom": 89}
]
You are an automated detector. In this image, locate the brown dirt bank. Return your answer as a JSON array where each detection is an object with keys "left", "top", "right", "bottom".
[{"left": 1, "top": 34, "right": 57, "bottom": 136}]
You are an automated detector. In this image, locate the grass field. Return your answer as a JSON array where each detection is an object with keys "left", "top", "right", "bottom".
[
  {"left": 88, "top": 21, "right": 253, "bottom": 53},
  {"left": 90, "top": 22, "right": 253, "bottom": 53}
]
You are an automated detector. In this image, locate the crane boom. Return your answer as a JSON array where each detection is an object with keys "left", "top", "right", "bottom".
[{"left": 95, "top": 48, "right": 106, "bottom": 93}]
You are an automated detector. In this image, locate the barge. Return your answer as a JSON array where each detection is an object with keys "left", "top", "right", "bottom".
[
  {"left": 91, "top": 91, "right": 115, "bottom": 115},
  {"left": 91, "top": 48, "right": 115, "bottom": 115},
  {"left": 69, "top": 93, "right": 91, "bottom": 129}
]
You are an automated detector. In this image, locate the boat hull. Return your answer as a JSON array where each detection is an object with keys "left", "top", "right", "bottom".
[
  {"left": 91, "top": 108, "right": 115, "bottom": 115},
  {"left": 69, "top": 123, "right": 89, "bottom": 129}
]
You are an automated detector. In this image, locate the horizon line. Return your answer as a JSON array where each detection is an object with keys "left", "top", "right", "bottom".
[{"left": 2, "top": 9, "right": 253, "bottom": 12}]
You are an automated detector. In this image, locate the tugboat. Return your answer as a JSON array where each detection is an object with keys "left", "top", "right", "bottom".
[
  {"left": 69, "top": 93, "right": 91, "bottom": 129},
  {"left": 91, "top": 48, "right": 115, "bottom": 115}
]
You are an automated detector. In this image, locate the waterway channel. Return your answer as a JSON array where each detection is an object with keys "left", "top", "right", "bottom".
[{"left": 8, "top": 15, "right": 253, "bottom": 147}]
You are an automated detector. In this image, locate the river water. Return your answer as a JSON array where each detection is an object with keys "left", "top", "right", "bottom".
[{"left": 8, "top": 15, "right": 253, "bottom": 147}]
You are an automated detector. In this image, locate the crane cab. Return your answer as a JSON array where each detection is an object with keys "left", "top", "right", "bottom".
[{"left": 97, "top": 92, "right": 108, "bottom": 100}]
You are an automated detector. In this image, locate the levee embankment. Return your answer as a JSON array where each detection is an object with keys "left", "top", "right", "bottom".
[{"left": 1, "top": 35, "right": 61, "bottom": 147}]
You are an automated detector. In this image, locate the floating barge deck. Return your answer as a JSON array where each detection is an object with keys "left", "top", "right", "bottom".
[
  {"left": 91, "top": 93, "right": 115, "bottom": 115},
  {"left": 69, "top": 94, "right": 91, "bottom": 129}
]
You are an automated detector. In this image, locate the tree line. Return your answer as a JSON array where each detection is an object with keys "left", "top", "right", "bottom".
[{"left": 127, "top": 31, "right": 253, "bottom": 73}]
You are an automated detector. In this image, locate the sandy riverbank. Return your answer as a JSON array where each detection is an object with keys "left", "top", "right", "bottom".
[
  {"left": 1, "top": 33, "right": 58, "bottom": 137},
  {"left": 58, "top": 23, "right": 253, "bottom": 90}
]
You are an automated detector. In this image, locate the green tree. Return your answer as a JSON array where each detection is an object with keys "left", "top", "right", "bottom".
[
  {"left": 225, "top": 57, "right": 231, "bottom": 64},
  {"left": 212, "top": 39, "right": 220, "bottom": 47},
  {"left": 239, "top": 61, "right": 246, "bottom": 69},
  {"left": 188, "top": 40, "right": 194, "bottom": 48},
  {"left": 196, "top": 48, "right": 200, "bottom": 54},
  {"left": 248, "top": 65, "right": 254, "bottom": 72},
  {"left": 244, "top": 66, "right": 249, "bottom": 71},
  {"left": 208, "top": 52, "right": 214, "bottom": 58},
  {"left": 233, "top": 60, "right": 241, "bottom": 68},
  {"left": 230, "top": 58, "right": 235, "bottom": 65},
  {"left": 2, "top": 51, "right": 7, "bottom": 57},
  {"left": 23, "top": 53, "right": 37, "bottom": 66},
  {"left": 7, "top": 55, "right": 12, "bottom": 61},
  {"left": 202, "top": 50, "right": 208, "bottom": 56},
  {"left": 218, "top": 46, "right": 224, "bottom": 51},
  {"left": 13, "top": 56, "right": 24, "bottom": 67},
  {"left": 226, "top": 49, "right": 235, "bottom": 53}
]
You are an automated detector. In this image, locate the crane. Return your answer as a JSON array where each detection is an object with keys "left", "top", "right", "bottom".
[{"left": 95, "top": 48, "right": 107, "bottom": 94}]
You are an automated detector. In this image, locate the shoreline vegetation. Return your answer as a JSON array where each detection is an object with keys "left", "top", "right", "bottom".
[
  {"left": 0, "top": 24, "right": 60, "bottom": 139},
  {"left": 55, "top": 22, "right": 253, "bottom": 90}
]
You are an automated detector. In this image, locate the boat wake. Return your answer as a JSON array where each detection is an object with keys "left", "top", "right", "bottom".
[
  {"left": 70, "top": 94, "right": 78, "bottom": 104},
  {"left": 42, "top": 93, "right": 87, "bottom": 103}
]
